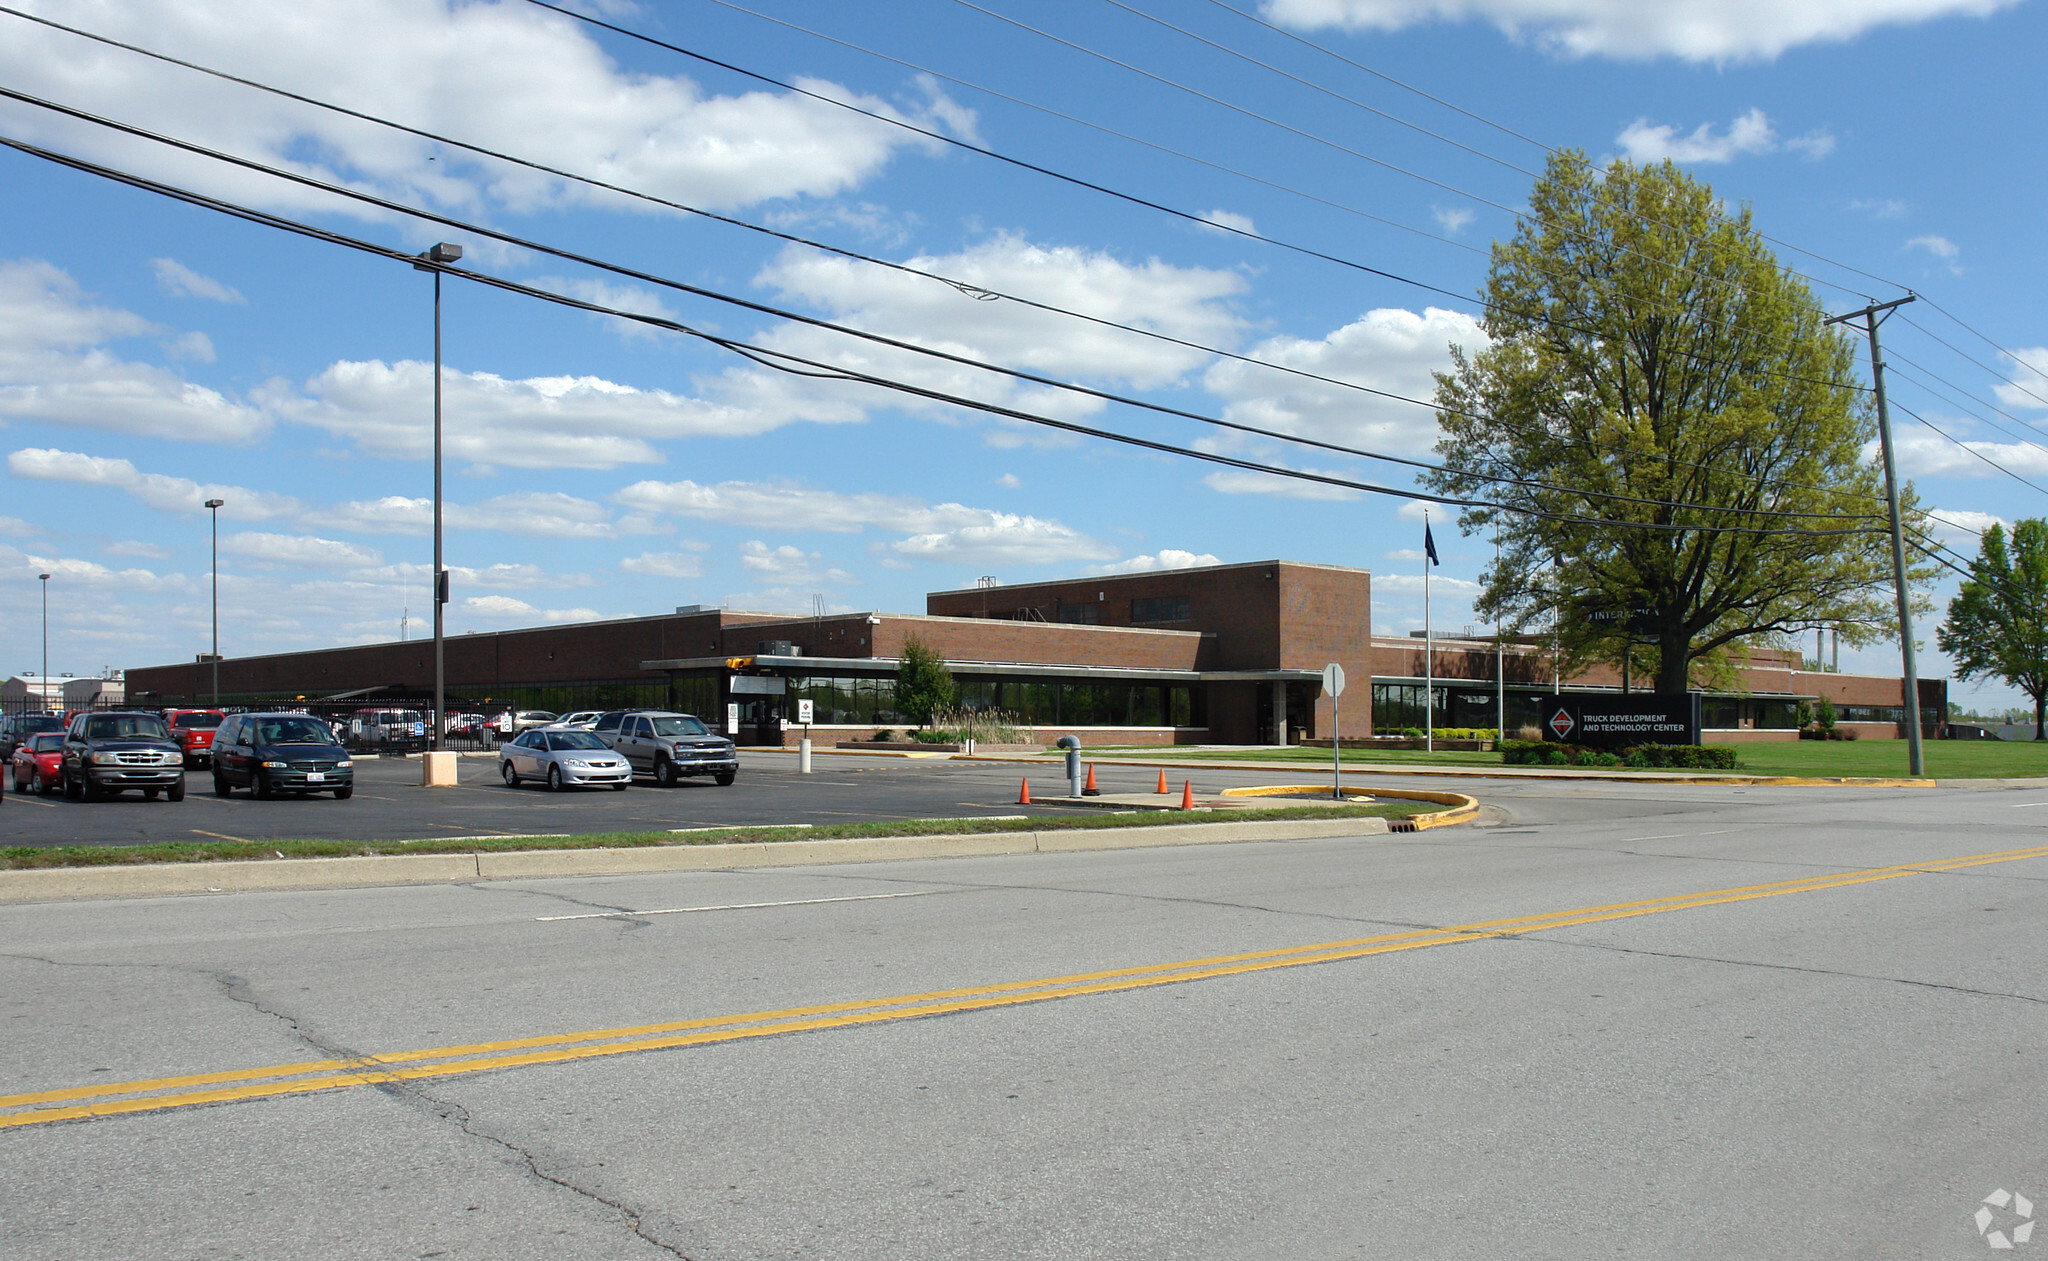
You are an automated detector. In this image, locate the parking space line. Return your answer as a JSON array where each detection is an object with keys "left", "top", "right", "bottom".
[
  {"left": 189, "top": 829, "right": 249, "bottom": 843},
  {"left": 534, "top": 890, "right": 943, "bottom": 922}
]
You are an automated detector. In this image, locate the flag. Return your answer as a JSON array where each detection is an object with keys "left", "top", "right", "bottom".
[{"left": 1424, "top": 523, "right": 1440, "bottom": 567}]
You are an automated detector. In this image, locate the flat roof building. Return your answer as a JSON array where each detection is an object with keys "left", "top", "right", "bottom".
[{"left": 118, "top": 558, "right": 1942, "bottom": 745}]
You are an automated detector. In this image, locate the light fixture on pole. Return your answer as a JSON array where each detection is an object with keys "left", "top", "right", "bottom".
[
  {"left": 205, "top": 498, "right": 224, "bottom": 707},
  {"left": 39, "top": 572, "right": 51, "bottom": 714},
  {"left": 415, "top": 242, "right": 461, "bottom": 749}
]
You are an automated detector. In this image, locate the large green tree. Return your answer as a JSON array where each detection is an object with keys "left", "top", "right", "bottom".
[
  {"left": 1425, "top": 152, "right": 1925, "bottom": 695},
  {"left": 1937, "top": 520, "right": 2048, "bottom": 739}
]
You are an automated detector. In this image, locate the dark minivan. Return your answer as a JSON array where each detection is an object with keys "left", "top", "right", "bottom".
[{"left": 212, "top": 712, "right": 355, "bottom": 799}]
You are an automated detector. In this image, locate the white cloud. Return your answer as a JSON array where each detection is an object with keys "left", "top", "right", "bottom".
[
  {"left": 1094, "top": 549, "right": 1223, "bottom": 574},
  {"left": 304, "top": 490, "right": 641, "bottom": 538},
  {"left": 995, "top": 473, "right": 1022, "bottom": 488},
  {"left": 1906, "top": 235, "right": 1963, "bottom": 274},
  {"left": 0, "top": 260, "right": 267, "bottom": 443},
  {"left": 1886, "top": 425, "right": 2048, "bottom": 479},
  {"left": 738, "top": 541, "right": 857, "bottom": 586},
  {"left": 0, "top": 515, "right": 40, "bottom": 538},
  {"left": 20, "top": 552, "right": 183, "bottom": 591},
  {"left": 9, "top": 447, "right": 302, "bottom": 520},
  {"left": 1372, "top": 572, "right": 1481, "bottom": 596},
  {"left": 1201, "top": 468, "right": 1361, "bottom": 501},
  {"left": 1432, "top": 206, "right": 1476, "bottom": 235},
  {"left": 1923, "top": 508, "right": 2009, "bottom": 548},
  {"left": 1198, "top": 209, "right": 1259, "bottom": 236},
  {"left": 614, "top": 476, "right": 1113, "bottom": 565},
  {"left": 462, "top": 595, "right": 537, "bottom": 620},
  {"left": 220, "top": 532, "right": 384, "bottom": 569},
  {"left": 150, "top": 258, "right": 245, "bottom": 304},
  {"left": 1396, "top": 501, "right": 1435, "bottom": 522},
  {"left": 163, "top": 332, "right": 217, "bottom": 363},
  {"left": 620, "top": 550, "right": 707, "bottom": 580},
  {"left": 1261, "top": 0, "right": 2015, "bottom": 62},
  {"left": 1993, "top": 348, "right": 2048, "bottom": 411},
  {"left": 1202, "top": 305, "right": 1487, "bottom": 460},
  {"left": 530, "top": 275, "right": 680, "bottom": 341},
  {"left": 0, "top": 1, "right": 970, "bottom": 220},
  {"left": 1386, "top": 548, "right": 1427, "bottom": 562},
  {"left": 1615, "top": 108, "right": 1832, "bottom": 164},
  {"left": 1848, "top": 198, "right": 1909, "bottom": 219}
]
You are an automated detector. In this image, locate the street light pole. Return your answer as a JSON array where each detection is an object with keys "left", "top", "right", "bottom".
[
  {"left": 205, "top": 498, "right": 224, "bottom": 707},
  {"left": 39, "top": 572, "right": 50, "bottom": 713},
  {"left": 416, "top": 242, "right": 462, "bottom": 750}
]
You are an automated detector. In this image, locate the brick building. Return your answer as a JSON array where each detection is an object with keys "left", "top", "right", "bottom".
[{"left": 122, "top": 558, "right": 1941, "bottom": 745}]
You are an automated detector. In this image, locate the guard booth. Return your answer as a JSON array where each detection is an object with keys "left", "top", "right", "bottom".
[{"left": 726, "top": 671, "right": 786, "bottom": 747}]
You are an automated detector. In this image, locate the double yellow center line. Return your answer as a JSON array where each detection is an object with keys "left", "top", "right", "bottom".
[{"left": 8, "top": 841, "right": 2046, "bottom": 1130}]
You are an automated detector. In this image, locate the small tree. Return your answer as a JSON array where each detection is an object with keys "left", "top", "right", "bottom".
[
  {"left": 1793, "top": 699, "right": 1814, "bottom": 730},
  {"left": 1938, "top": 519, "right": 2048, "bottom": 740},
  {"left": 1816, "top": 695, "right": 1837, "bottom": 732},
  {"left": 894, "top": 635, "right": 957, "bottom": 727}
]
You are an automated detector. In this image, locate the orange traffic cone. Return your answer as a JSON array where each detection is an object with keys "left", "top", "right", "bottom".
[
  {"left": 1018, "top": 777, "right": 1032, "bottom": 805},
  {"left": 1083, "top": 763, "right": 1100, "bottom": 796},
  {"left": 1180, "top": 779, "right": 1194, "bottom": 810},
  {"left": 1155, "top": 769, "right": 1168, "bottom": 794}
]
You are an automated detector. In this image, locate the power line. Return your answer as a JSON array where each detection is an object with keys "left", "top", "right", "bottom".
[
  {"left": 522, "top": 0, "right": 1868, "bottom": 397},
  {"left": 0, "top": 127, "right": 1887, "bottom": 542},
  {"left": 1885, "top": 399, "right": 2048, "bottom": 500},
  {"left": 0, "top": 6, "right": 1896, "bottom": 511},
  {"left": 1898, "top": 314, "right": 2048, "bottom": 412},
  {"left": 0, "top": 82, "right": 1879, "bottom": 527}
]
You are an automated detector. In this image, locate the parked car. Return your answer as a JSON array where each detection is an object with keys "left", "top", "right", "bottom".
[
  {"left": 0, "top": 712, "right": 65, "bottom": 761},
  {"left": 346, "top": 708, "right": 425, "bottom": 748},
  {"left": 597, "top": 711, "right": 737, "bottom": 787},
  {"left": 60, "top": 710, "right": 186, "bottom": 801},
  {"left": 513, "top": 710, "right": 558, "bottom": 732},
  {"left": 163, "top": 708, "right": 227, "bottom": 767},
  {"left": 499, "top": 728, "right": 632, "bottom": 791},
  {"left": 11, "top": 731, "right": 64, "bottom": 795},
  {"left": 212, "top": 712, "right": 355, "bottom": 799},
  {"left": 551, "top": 711, "right": 603, "bottom": 730}
]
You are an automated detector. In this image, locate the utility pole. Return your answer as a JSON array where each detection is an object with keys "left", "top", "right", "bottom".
[{"left": 1826, "top": 295, "right": 1922, "bottom": 776}]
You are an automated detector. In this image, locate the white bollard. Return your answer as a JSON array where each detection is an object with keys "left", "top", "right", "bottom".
[{"left": 798, "top": 737, "right": 812, "bottom": 774}]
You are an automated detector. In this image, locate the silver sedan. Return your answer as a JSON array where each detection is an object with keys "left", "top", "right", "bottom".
[{"left": 498, "top": 728, "right": 631, "bottom": 791}]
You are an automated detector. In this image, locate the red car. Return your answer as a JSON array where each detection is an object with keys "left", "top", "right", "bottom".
[
  {"left": 164, "top": 708, "right": 227, "bottom": 768},
  {"left": 11, "top": 731, "right": 64, "bottom": 795}
]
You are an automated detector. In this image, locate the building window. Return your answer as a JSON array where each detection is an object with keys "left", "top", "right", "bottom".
[
  {"left": 1059, "top": 603, "right": 1099, "bottom": 624},
  {"left": 1131, "top": 596, "right": 1189, "bottom": 624}
]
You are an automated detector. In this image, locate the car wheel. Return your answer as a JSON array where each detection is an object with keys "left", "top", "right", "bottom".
[
  {"left": 167, "top": 780, "right": 185, "bottom": 803},
  {"left": 213, "top": 772, "right": 232, "bottom": 797},
  {"left": 501, "top": 761, "right": 519, "bottom": 788},
  {"left": 333, "top": 785, "right": 353, "bottom": 800},
  {"left": 82, "top": 779, "right": 105, "bottom": 802},
  {"left": 64, "top": 771, "right": 82, "bottom": 801},
  {"left": 653, "top": 757, "right": 677, "bottom": 788},
  {"left": 254, "top": 772, "right": 274, "bottom": 801},
  {"left": 715, "top": 771, "right": 736, "bottom": 787},
  {"left": 37, "top": 771, "right": 55, "bottom": 796},
  {"left": 9, "top": 770, "right": 21, "bottom": 794},
  {"left": 547, "top": 765, "right": 565, "bottom": 792},
  {"left": 143, "top": 787, "right": 160, "bottom": 800}
]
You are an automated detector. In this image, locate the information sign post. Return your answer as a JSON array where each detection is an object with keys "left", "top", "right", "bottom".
[
  {"left": 796, "top": 698, "right": 814, "bottom": 773},
  {"left": 1322, "top": 663, "right": 1346, "bottom": 800}
]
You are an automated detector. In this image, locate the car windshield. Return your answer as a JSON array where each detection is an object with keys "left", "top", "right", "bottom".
[
  {"left": 546, "top": 731, "right": 608, "bottom": 751},
  {"left": 173, "top": 712, "right": 224, "bottom": 729},
  {"left": 21, "top": 716, "right": 62, "bottom": 733},
  {"left": 84, "top": 715, "right": 170, "bottom": 741},
  {"left": 650, "top": 716, "right": 710, "bottom": 737},
  {"left": 29, "top": 733, "right": 63, "bottom": 752},
  {"left": 255, "top": 718, "right": 336, "bottom": 745}
]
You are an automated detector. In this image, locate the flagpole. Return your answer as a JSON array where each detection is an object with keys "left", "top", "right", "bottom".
[{"left": 1424, "top": 509, "right": 1433, "bottom": 754}]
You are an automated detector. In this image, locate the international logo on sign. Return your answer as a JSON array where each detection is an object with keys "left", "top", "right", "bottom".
[{"left": 1549, "top": 707, "right": 1575, "bottom": 739}]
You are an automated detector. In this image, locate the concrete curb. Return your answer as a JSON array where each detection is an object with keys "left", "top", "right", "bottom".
[
  {"left": 957, "top": 752, "right": 1936, "bottom": 788},
  {"left": 1219, "top": 784, "right": 1482, "bottom": 829},
  {"left": 0, "top": 817, "right": 1392, "bottom": 904}
]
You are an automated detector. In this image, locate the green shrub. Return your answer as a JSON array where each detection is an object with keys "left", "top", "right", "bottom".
[
  {"left": 1816, "top": 695, "right": 1837, "bottom": 731},
  {"left": 871, "top": 729, "right": 897, "bottom": 742},
  {"left": 1625, "top": 750, "right": 1649, "bottom": 768},
  {"left": 1401, "top": 727, "right": 1425, "bottom": 739}
]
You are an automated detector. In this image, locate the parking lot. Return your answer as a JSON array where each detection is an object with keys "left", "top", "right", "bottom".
[{"left": 0, "top": 750, "right": 1278, "bottom": 848}]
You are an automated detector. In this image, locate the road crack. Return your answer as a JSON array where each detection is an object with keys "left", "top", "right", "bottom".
[{"left": 1520, "top": 935, "right": 2048, "bottom": 1005}]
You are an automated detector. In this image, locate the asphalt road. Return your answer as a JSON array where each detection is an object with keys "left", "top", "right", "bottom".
[
  {"left": 4, "top": 779, "right": 2046, "bottom": 1257},
  {"left": 0, "top": 747, "right": 1967, "bottom": 848}
]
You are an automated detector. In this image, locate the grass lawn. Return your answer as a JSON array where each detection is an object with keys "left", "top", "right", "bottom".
[
  {"left": 1715, "top": 739, "right": 2048, "bottom": 779},
  {"left": 1074, "top": 740, "right": 2048, "bottom": 779},
  {"left": 0, "top": 801, "right": 1434, "bottom": 870}
]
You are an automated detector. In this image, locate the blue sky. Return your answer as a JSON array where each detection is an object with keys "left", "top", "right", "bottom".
[{"left": 2, "top": 0, "right": 2045, "bottom": 711}]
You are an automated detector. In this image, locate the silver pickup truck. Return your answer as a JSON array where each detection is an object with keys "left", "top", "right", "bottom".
[{"left": 593, "top": 710, "right": 738, "bottom": 787}]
